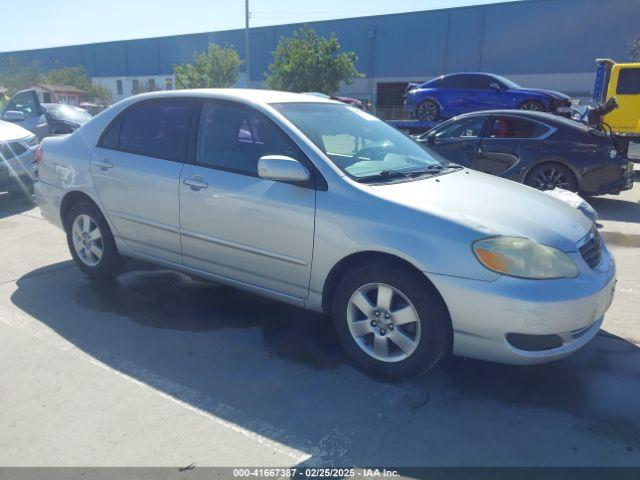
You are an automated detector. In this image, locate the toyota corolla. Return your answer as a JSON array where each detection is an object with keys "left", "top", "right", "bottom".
[{"left": 35, "top": 90, "right": 616, "bottom": 378}]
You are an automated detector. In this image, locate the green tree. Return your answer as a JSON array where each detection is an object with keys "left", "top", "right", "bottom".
[
  {"left": 264, "top": 26, "right": 363, "bottom": 94},
  {"left": 0, "top": 56, "right": 42, "bottom": 95},
  {"left": 173, "top": 44, "right": 242, "bottom": 89},
  {"left": 628, "top": 35, "right": 640, "bottom": 61},
  {"left": 42, "top": 66, "right": 111, "bottom": 102}
]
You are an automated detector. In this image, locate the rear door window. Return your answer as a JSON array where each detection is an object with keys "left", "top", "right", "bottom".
[
  {"left": 616, "top": 68, "right": 640, "bottom": 95},
  {"left": 488, "top": 116, "right": 551, "bottom": 139},
  {"left": 115, "top": 99, "right": 193, "bottom": 161}
]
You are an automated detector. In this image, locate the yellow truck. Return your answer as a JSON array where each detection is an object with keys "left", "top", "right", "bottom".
[{"left": 592, "top": 59, "right": 640, "bottom": 148}]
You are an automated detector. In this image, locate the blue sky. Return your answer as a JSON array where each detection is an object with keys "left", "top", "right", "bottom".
[{"left": 3, "top": 0, "right": 518, "bottom": 52}]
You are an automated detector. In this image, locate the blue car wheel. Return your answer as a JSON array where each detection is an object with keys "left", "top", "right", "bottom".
[{"left": 416, "top": 100, "right": 440, "bottom": 122}]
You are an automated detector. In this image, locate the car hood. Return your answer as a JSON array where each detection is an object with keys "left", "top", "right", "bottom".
[
  {"left": 516, "top": 88, "right": 571, "bottom": 101},
  {"left": 369, "top": 169, "right": 592, "bottom": 252},
  {"left": 0, "top": 120, "right": 32, "bottom": 142}
]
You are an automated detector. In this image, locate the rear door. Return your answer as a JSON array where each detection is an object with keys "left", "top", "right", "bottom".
[
  {"left": 179, "top": 100, "right": 316, "bottom": 299},
  {"left": 1, "top": 90, "right": 50, "bottom": 139},
  {"left": 425, "top": 115, "right": 489, "bottom": 168},
  {"left": 91, "top": 98, "right": 194, "bottom": 264},
  {"left": 477, "top": 115, "right": 553, "bottom": 176}
]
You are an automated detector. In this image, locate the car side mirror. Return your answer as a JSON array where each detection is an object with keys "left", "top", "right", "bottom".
[
  {"left": 258, "top": 155, "right": 310, "bottom": 183},
  {"left": 489, "top": 82, "right": 502, "bottom": 91},
  {"left": 3, "top": 110, "right": 26, "bottom": 122}
]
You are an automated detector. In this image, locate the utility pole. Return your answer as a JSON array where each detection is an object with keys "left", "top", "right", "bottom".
[{"left": 245, "top": 0, "right": 250, "bottom": 87}]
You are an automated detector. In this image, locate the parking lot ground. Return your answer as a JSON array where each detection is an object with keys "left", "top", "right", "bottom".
[{"left": 0, "top": 173, "right": 639, "bottom": 467}]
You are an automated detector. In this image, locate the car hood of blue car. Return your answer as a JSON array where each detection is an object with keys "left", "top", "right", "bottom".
[{"left": 513, "top": 88, "right": 571, "bottom": 101}]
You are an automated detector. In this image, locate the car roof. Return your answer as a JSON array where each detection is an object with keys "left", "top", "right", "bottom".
[
  {"left": 124, "top": 88, "right": 340, "bottom": 106},
  {"left": 450, "top": 109, "right": 593, "bottom": 132}
]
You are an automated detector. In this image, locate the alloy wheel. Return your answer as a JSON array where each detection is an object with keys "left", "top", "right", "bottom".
[
  {"left": 531, "top": 166, "right": 572, "bottom": 190},
  {"left": 417, "top": 101, "right": 438, "bottom": 122},
  {"left": 72, "top": 214, "right": 103, "bottom": 267},
  {"left": 346, "top": 283, "right": 421, "bottom": 363}
]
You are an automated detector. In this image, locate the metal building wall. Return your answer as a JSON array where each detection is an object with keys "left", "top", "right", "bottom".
[{"left": 1, "top": 0, "right": 638, "bottom": 95}]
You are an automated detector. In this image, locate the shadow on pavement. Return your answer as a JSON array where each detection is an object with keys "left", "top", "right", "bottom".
[
  {"left": 589, "top": 196, "right": 640, "bottom": 225},
  {"left": 10, "top": 261, "right": 640, "bottom": 466},
  {"left": 0, "top": 190, "right": 36, "bottom": 219}
]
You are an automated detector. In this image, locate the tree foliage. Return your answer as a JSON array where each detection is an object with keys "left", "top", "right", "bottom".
[
  {"left": 42, "top": 66, "right": 111, "bottom": 102},
  {"left": 0, "top": 58, "right": 111, "bottom": 102},
  {"left": 173, "top": 44, "right": 242, "bottom": 89},
  {"left": 628, "top": 35, "right": 640, "bottom": 61},
  {"left": 264, "top": 26, "right": 363, "bottom": 94}
]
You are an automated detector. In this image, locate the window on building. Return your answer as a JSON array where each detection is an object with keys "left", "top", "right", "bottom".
[
  {"left": 616, "top": 68, "right": 640, "bottom": 95},
  {"left": 196, "top": 102, "right": 300, "bottom": 177},
  {"left": 165, "top": 78, "right": 173, "bottom": 90},
  {"left": 148, "top": 79, "right": 156, "bottom": 91},
  {"left": 489, "top": 116, "right": 550, "bottom": 139},
  {"left": 116, "top": 80, "right": 123, "bottom": 95},
  {"left": 115, "top": 99, "right": 194, "bottom": 161}
]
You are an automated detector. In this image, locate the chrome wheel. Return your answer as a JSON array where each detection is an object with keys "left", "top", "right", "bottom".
[
  {"left": 417, "top": 101, "right": 439, "bottom": 122},
  {"left": 531, "top": 166, "right": 571, "bottom": 190},
  {"left": 72, "top": 214, "right": 103, "bottom": 267},
  {"left": 346, "top": 283, "right": 421, "bottom": 363}
]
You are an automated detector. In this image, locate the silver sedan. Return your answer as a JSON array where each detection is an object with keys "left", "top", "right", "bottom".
[{"left": 34, "top": 90, "right": 616, "bottom": 379}]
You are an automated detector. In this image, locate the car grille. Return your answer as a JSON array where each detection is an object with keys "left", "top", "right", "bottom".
[{"left": 579, "top": 229, "right": 603, "bottom": 270}]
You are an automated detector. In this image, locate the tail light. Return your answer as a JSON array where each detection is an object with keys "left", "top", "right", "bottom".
[{"left": 34, "top": 145, "right": 43, "bottom": 165}]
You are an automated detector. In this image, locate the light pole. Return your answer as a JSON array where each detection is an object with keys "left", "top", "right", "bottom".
[{"left": 245, "top": 0, "right": 250, "bottom": 87}]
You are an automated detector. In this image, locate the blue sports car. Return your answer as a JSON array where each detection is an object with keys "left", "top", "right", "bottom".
[{"left": 405, "top": 72, "right": 572, "bottom": 122}]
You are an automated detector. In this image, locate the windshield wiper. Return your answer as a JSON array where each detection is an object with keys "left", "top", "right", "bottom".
[{"left": 356, "top": 170, "right": 410, "bottom": 183}]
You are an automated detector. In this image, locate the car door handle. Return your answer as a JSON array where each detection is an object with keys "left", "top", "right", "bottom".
[
  {"left": 93, "top": 159, "right": 113, "bottom": 170},
  {"left": 183, "top": 176, "right": 209, "bottom": 191}
]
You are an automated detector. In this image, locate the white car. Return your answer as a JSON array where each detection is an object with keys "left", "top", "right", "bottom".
[
  {"left": 0, "top": 120, "right": 39, "bottom": 195},
  {"left": 35, "top": 90, "right": 616, "bottom": 379}
]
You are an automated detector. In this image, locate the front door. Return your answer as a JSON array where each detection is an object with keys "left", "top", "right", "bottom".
[
  {"left": 91, "top": 98, "right": 194, "bottom": 264},
  {"left": 179, "top": 100, "right": 316, "bottom": 299},
  {"left": 2, "top": 90, "right": 50, "bottom": 139},
  {"left": 426, "top": 115, "right": 488, "bottom": 169}
]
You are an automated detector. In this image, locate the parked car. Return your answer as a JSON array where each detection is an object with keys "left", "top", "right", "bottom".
[
  {"left": 43, "top": 103, "right": 93, "bottom": 134},
  {"left": 304, "top": 92, "right": 366, "bottom": 109},
  {"left": 405, "top": 73, "right": 572, "bottom": 122},
  {"left": 418, "top": 110, "right": 633, "bottom": 196},
  {"left": 0, "top": 119, "right": 39, "bottom": 195},
  {"left": 79, "top": 102, "right": 109, "bottom": 116},
  {"left": 0, "top": 89, "right": 50, "bottom": 139},
  {"left": 35, "top": 90, "right": 616, "bottom": 379}
]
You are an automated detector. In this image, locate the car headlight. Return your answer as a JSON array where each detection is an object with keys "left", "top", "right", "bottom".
[{"left": 473, "top": 236, "right": 579, "bottom": 279}]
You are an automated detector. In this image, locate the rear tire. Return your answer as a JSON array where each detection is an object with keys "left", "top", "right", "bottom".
[
  {"left": 416, "top": 100, "right": 440, "bottom": 122},
  {"left": 65, "top": 202, "right": 124, "bottom": 279},
  {"left": 332, "top": 260, "right": 451, "bottom": 379},
  {"left": 525, "top": 163, "right": 578, "bottom": 192}
]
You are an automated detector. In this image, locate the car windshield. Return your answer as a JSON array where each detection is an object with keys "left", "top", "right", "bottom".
[
  {"left": 271, "top": 102, "right": 448, "bottom": 180},
  {"left": 492, "top": 74, "right": 522, "bottom": 89},
  {"left": 45, "top": 104, "right": 92, "bottom": 124}
]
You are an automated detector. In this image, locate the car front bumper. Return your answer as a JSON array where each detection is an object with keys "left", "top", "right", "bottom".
[{"left": 428, "top": 245, "right": 616, "bottom": 365}]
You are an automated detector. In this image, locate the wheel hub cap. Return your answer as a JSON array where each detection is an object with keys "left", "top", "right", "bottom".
[
  {"left": 346, "top": 283, "right": 421, "bottom": 363},
  {"left": 72, "top": 214, "right": 104, "bottom": 267}
]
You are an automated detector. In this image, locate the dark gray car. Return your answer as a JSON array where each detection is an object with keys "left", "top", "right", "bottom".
[{"left": 419, "top": 110, "right": 633, "bottom": 195}]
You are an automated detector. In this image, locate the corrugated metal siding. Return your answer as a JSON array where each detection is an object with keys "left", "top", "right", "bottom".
[{"left": 0, "top": 0, "right": 638, "bottom": 81}]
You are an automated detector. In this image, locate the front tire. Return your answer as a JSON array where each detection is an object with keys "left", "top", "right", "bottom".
[
  {"left": 332, "top": 261, "right": 451, "bottom": 379},
  {"left": 519, "top": 100, "right": 545, "bottom": 112},
  {"left": 65, "top": 202, "right": 124, "bottom": 279},
  {"left": 416, "top": 100, "right": 440, "bottom": 122}
]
